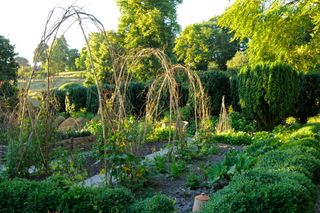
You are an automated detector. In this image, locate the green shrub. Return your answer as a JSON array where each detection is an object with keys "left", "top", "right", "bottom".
[
  {"left": 60, "top": 186, "right": 96, "bottom": 212},
  {"left": 256, "top": 147, "right": 320, "bottom": 180},
  {"left": 238, "top": 62, "right": 299, "bottom": 130},
  {"left": 245, "top": 136, "right": 279, "bottom": 157},
  {"left": 202, "top": 170, "right": 316, "bottom": 213},
  {"left": 95, "top": 187, "right": 134, "bottom": 213},
  {"left": 186, "top": 173, "right": 202, "bottom": 189},
  {"left": 65, "top": 85, "right": 87, "bottom": 113},
  {"left": 229, "top": 111, "right": 257, "bottom": 132},
  {"left": 130, "top": 194, "right": 175, "bottom": 213},
  {"left": 86, "top": 84, "right": 114, "bottom": 114},
  {"left": 0, "top": 179, "right": 33, "bottom": 212},
  {"left": 53, "top": 89, "right": 66, "bottom": 112},
  {"left": 210, "top": 131, "right": 252, "bottom": 145},
  {"left": 24, "top": 181, "right": 63, "bottom": 212}
]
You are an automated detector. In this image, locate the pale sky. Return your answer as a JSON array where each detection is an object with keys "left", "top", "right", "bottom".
[{"left": 0, "top": 0, "right": 230, "bottom": 63}]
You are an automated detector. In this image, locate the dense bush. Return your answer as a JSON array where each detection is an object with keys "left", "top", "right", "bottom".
[
  {"left": 0, "top": 178, "right": 135, "bottom": 213},
  {"left": 130, "top": 194, "right": 175, "bottom": 213},
  {"left": 238, "top": 62, "right": 299, "bottom": 130},
  {"left": 86, "top": 84, "right": 114, "bottom": 114},
  {"left": 210, "top": 131, "right": 252, "bottom": 145},
  {"left": 295, "top": 74, "right": 320, "bottom": 123},
  {"left": 256, "top": 146, "right": 320, "bottom": 180},
  {"left": 229, "top": 111, "right": 257, "bottom": 132},
  {"left": 198, "top": 71, "right": 231, "bottom": 115},
  {"left": 202, "top": 170, "right": 316, "bottom": 213},
  {"left": 203, "top": 123, "right": 320, "bottom": 212},
  {"left": 0, "top": 179, "right": 63, "bottom": 213},
  {"left": 65, "top": 85, "right": 87, "bottom": 113},
  {"left": 53, "top": 89, "right": 66, "bottom": 112}
]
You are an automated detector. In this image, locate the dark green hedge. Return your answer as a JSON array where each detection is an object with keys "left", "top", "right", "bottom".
[
  {"left": 0, "top": 179, "right": 134, "bottom": 213},
  {"left": 295, "top": 74, "right": 320, "bottom": 123},
  {"left": 238, "top": 62, "right": 299, "bottom": 130},
  {"left": 0, "top": 178, "right": 175, "bottom": 213},
  {"left": 198, "top": 71, "right": 231, "bottom": 115},
  {"left": 202, "top": 170, "right": 316, "bottom": 213},
  {"left": 130, "top": 194, "right": 175, "bottom": 213}
]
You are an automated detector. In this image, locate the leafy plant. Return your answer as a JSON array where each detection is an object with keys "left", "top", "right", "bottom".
[
  {"left": 169, "top": 159, "right": 186, "bottom": 179},
  {"left": 154, "top": 155, "right": 167, "bottom": 173},
  {"left": 186, "top": 173, "right": 202, "bottom": 189}
]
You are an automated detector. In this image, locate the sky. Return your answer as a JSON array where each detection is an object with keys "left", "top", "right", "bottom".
[{"left": 0, "top": 0, "right": 231, "bottom": 63}]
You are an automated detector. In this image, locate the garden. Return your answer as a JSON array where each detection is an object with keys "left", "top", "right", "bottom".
[{"left": 1, "top": 1, "right": 320, "bottom": 213}]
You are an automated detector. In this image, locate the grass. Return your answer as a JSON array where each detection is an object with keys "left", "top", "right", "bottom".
[{"left": 18, "top": 71, "right": 85, "bottom": 92}]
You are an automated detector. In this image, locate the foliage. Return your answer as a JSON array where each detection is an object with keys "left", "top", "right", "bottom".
[
  {"left": 154, "top": 155, "right": 167, "bottom": 173},
  {"left": 186, "top": 173, "right": 202, "bottom": 189},
  {"left": 229, "top": 111, "right": 257, "bottom": 132},
  {"left": 130, "top": 193, "right": 175, "bottom": 213},
  {"left": 256, "top": 146, "right": 320, "bottom": 180},
  {"left": 0, "top": 178, "right": 135, "bottom": 213},
  {"left": 116, "top": 0, "right": 182, "bottom": 81},
  {"left": 49, "top": 148, "right": 88, "bottom": 183},
  {"left": 202, "top": 170, "right": 317, "bottom": 213},
  {"left": 58, "top": 83, "right": 87, "bottom": 113},
  {"left": 219, "top": 0, "right": 320, "bottom": 72},
  {"left": 168, "top": 159, "right": 186, "bottom": 179},
  {"left": 80, "top": 31, "right": 122, "bottom": 85},
  {"left": 238, "top": 62, "right": 299, "bottom": 130},
  {"left": 0, "top": 35, "right": 18, "bottom": 110},
  {"left": 226, "top": 51, "right": 249, "bottom": 70},
  {"left": 174, "top": 17, "right": 239, "bottom": 70},
  {"left": 210, "top": 131, "right": 252, "bottom": 145},
  {"left": 295, "top": 73, "right": 320, "bottom": 123},
  {"left": 198, "top": 71, "right": 231, "bottom": 116}
]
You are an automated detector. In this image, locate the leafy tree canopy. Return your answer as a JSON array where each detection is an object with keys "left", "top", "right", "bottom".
[
  {"left": 77, "top": 31, "right": 122, "bottom": 85},
  {"left": 116, "top": 0, "right": 182, "bottom": 81},
  {"left": 219, "top": 0, "right": 320, "bottom": 72},
  {"left": 0, "top": 35, "right": 18, "bottom": 82},
  {"left": 174, "top": 17, "right": 239, "bottom": 70}
]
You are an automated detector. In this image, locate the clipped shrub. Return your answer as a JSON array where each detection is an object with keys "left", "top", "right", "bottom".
[
  {"left": 53, "top": 89, "right": 66, "bottom": 112},
  {"left": 95, "top": 187, "right": 134, "bottom": 213},
  {"left": 256, "top": 147, "right": 320, "bottom": 180},
  {"left": 202, "top": 170, "right": 317, "bottom": 213},
  {"left": 238, "top": 62, "right": 299, "bottom": 130},
  {"left": 130, "top": 194, "right": 175, "bottom": 213},
  {"left": 60, "top": 186, "right": 96, "bottom": 212},
  {"left": 65, "top": 86, "right": 87, "bottom": 113},
  {"left": 86, "top": 84, "right": 114, "bottom": 114}
]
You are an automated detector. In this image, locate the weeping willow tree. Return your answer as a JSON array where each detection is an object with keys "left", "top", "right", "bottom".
[{"left": 16, "top": 4, "right": 209, "bottom": 185}]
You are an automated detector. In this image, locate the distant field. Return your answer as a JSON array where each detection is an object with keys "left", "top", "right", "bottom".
[{"left": 18, "top": 71, "right": 85, "bottom": 92}]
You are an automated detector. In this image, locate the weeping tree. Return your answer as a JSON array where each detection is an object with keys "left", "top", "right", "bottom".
[{"left": 15, "top": 5, "right": 209, "bottom": 186}]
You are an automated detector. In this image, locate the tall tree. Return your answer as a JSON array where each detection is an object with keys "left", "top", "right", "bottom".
[
  {"left": 174, "top": 17, "right": 239, "bottom": 70},
  {"left": 46, "top": 35, "right": 69, "bottom": 73},
  {"left": 219, "top": 0, "right": 320, "bottom": 72},
  {"left": 116, "top": 0, "right": 182, "bottom": 80},
  {"left": 0, "top": 35, "right": 18, "bottom": 83},
  {"left": 66, "top": 48, "right": 79, "bottom": 71},
  {"left": 0, "top": 35, "right": 18, "bottom": 109},
  {"left": 78, "top": 31, "right": 122, "bottom": 85}
]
